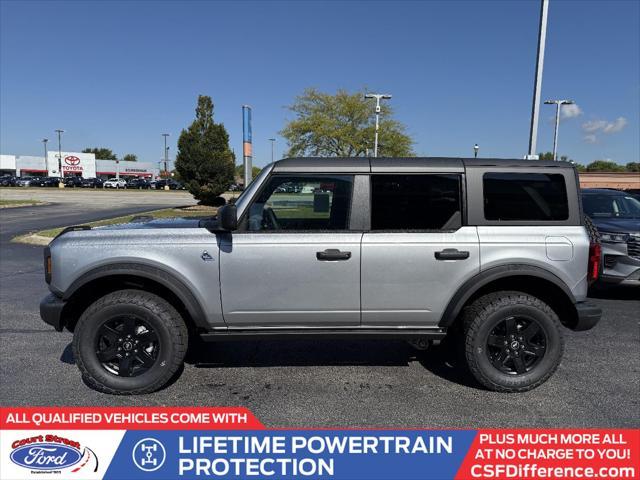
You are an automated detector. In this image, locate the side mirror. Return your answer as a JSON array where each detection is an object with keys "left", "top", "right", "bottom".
[{"left": 218, "top": 204, "right": 237, "bottom": 231}]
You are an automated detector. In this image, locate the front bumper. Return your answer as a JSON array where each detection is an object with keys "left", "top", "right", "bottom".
[
  {"left": 573, "top": 301, "right": 602, "bottom": 331},
  {"left": 40, "top": 293, "right": 66, "bottom": 331},
  {"left": 599, "top": 241, "right": 640, "bottom": 286}
]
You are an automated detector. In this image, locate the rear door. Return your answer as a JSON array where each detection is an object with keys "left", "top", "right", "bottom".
[
  {"left": 219, "top": 174, "right": 362, "bottom": 327},
  {"left": 361, "top": 172, "right": 480, "bottom": 327}
]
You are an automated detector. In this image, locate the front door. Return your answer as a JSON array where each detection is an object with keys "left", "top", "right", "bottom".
[
  {"left": 219, "top": 174, "right": 361, "bottom": 327},
  {"left": 361, "top": 173, "right": 480, "bottom": 327}
]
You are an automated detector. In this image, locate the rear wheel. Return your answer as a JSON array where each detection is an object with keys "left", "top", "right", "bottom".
[
  {"left": 73, "top": 290, "right": 188, "bottom": 394},
  {"left": 463, "top": 291, "right": 564, "bottom": 392}
]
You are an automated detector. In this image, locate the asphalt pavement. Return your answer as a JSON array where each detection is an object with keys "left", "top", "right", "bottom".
[{"left": 0, "top": 194, "right": 638, "bottom": 428}]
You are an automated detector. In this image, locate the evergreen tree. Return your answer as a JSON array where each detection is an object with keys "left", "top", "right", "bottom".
[{"left": 175, "top": 95, "right": 235, "bottom": 204}]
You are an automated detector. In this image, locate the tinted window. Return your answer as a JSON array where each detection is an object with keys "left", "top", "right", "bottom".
[
  {"left": 371, "top": 174, "right": 462, "bottom": 230},
  {"left": 483, "top": 173, "right": 568, "bottom": 221},
  {"left": 582, "top": 193, "right": 640, "bottom": 219},
  {"left": 245, "top": 175, "right": 353, "bottom": 231}
]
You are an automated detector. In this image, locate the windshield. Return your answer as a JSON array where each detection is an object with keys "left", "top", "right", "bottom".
[{"left": 583, "top": 193, "right": 640, "bottom": 219}]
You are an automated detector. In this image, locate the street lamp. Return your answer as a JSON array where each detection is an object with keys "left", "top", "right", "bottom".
[
  {"left": 364, "top": 93, "right": 392, "bottom": 157},
  {"left": 54, "top": 129, "right": 64, "bottom": 178},
  {"left": 42, "top": 138, "right": 48, "bottom": 164},
  {"left": 268, "top": 138, "right": 276, "bottom": 163},
  {"left": 162, "top": 133, "right": 170, "bottom": 175},
  {"left": 473, "top": 144, "right": 479, "bottom": 158},
  {"left": 544, "top": 99, "right": 574, "bottom": 161}
]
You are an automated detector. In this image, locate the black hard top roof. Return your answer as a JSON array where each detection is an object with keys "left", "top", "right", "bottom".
[{"left": 272, "top": 157, "right": 574, "bottom": 173}]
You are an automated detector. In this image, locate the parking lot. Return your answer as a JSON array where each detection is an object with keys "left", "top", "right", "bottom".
[{"left": 0, "top": 189, "right": 638, "bottom": 427}]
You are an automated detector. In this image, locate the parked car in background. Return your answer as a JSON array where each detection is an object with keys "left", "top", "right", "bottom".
[
  {"left": 63, "top": 176, "right": 83, "bottom": 188},
  {"left": 127, "top": 178, "right": 151, "bottom": 189},
  {"left": 80, "top": 178, "right": 104, "bottom": 188},
  {"left": 582, "top": 188, "right": 640, "bottom": 286},
  {"left": 154, "top": 179, "right": 183, "bottom": 190},
  {"left": 103, "top": 177, "right": 127, "bottom": 189},
  {"left": 0, "top": 175, "right": 17, "bottom": 186},
  {"left": 15, "top": 177, "right": 39, "bottom": 187},
  {"left": 36, "top": 177, "right": 62, "bottom": 187}
]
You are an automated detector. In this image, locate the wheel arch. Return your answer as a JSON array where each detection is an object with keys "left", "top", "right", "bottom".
[
  {"left": 439, "top": 265, "right": 580, "bottom": 330},
  {"left": 60, "top": 263, "right": 209, "bottom": 332}
]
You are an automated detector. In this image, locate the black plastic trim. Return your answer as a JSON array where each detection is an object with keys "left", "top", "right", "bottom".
[
  {"left": 574, "top": 301, "right": 602, "bottom": 331},
  {"left": 438, "top": 264, "right": 577, "bottom": 328},
  {"left": 63, "top": 262, "right": 209, "bottom": 329},
  {"left": 200, "top": 328, "right": 446, "bottom": 341},
  {"left": 40, "top": 293, "right": 65, "bottom": 331}
]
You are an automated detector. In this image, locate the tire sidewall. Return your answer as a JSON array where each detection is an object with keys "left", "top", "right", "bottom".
[
  {"left": 74, "top": 301, "right": 179, "bottom": 393},
  {"left": 469, "top": 303, "right": 562, "bottom": 389}
]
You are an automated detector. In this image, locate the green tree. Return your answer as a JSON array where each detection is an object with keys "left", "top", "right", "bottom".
[
  {"left": 82, "top": 147, "right": 117, "bottom": 160},
  {"left": 281, "top": 88, "right": 414, "bottom": 157},
  {"left": 122, "top": 153, "right": 137, "bottom": 162},
  {"left": 175, "top": 95, "right": 235, "bottom": 205},
  {"left": 625, "top": 162, "right": 640, "bottom": 172},
  {"left": 235, "top": 165, "right": 262, "bottom": 179},
  {"left": 586, "top": 160, "right": 626, "bottom": 172}
]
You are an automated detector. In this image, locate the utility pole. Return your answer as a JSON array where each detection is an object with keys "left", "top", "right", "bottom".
[
  {"left": 162, "top": 133, "right": 170, "bottom": 176},
  {"left": 364, "top": 93, "right": 392, "bottom": 157},
  {"left": 269, "top": 138, "right": 276, "bottom": 163},
  {"left": 54, "top": 129, "right": 65, "bottom": 178},
  {"left": 544, "top": 99, "right": 574, "bottom": 161},
  {"left": 527, "top": 0, "right": 549, "bottom": 159},
  {"left": 474, "top": 144, "right": 479, "bottom": 158}
]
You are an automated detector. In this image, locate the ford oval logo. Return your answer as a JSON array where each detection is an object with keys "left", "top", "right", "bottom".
[
  {"left": 64, "top": 156, "right": 80, "bottom": 166},
  {"left": 10, "top": 444, "right": 82, "bottom": 471}
]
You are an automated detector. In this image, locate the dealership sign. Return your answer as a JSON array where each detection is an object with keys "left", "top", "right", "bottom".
[{"left": 47, "top": 152, "right": 96, "bottom": 177}]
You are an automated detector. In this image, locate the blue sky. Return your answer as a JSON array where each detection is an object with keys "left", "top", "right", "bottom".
[{"left": 1, "top": 0, "right": 638, "bottom": 168}]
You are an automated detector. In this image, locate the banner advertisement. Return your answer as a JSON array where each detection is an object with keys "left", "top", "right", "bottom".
[{"left": 1, "top": 407, "right": 638, "bottom": 480}]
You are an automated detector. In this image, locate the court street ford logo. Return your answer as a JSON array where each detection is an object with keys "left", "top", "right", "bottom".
[
  {"left": 10, "top": 435, "right": 83, "bottom": 471},
  {"left": 64, "top": 155, "right": 81, "bottom": 166}
]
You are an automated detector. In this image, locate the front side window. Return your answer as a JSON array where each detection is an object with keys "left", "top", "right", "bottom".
[
  {"left": 371, "top": 174, "right": 462, "bottom": 230},
  {"left": 483, "top": 173, "right": 568, "bottom": 221},
  {"left": 583, "top": 193, "right": 640, "bottom": 219},
  {"left": 245, "top": 175, "right": 354, "bottom": 231}
]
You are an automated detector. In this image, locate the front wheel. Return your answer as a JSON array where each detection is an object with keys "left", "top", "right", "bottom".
[
  {"left": 72, "top": 290, "right": 188, "bottom": 394},
  {"left": 462, "top": 291, "right": 564, "bottom": 392}
]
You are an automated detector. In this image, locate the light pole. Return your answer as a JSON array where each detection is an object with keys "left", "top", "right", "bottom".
[
  {"left": 527, "top": 0, "right": 549, "bottom": 159},
  {"left": 364, "top": 93, "right": 392, "bottom": 157},
  {"left": 544, "top": 99, "right": 574, "bottom": 161},
  {"left": 162, "top": 133, "right": 170, "bottom": 176},
  {"left": 473, "top": 144, "right": 479, "bottom": 158},
  {"left": 268, "top": 138, "right": 276, "bottom": 163},
  {"left": 54, "top": 129, "right": 64, "bottom": 178},
  {"left": 42, "top": 138, "right": 48, "bottom": 163}
]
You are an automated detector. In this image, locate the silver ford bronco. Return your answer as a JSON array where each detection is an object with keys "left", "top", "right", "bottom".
[{"left": 40, "top": 157, "right": 602, "bottom": 394}]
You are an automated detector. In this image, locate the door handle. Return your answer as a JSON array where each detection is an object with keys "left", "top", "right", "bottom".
[
  {"left": 316, "top": 249, "right": 351, "bottom": 261},
  {"left": 435, "top": 248, "right": 470, "bottom": 260}
]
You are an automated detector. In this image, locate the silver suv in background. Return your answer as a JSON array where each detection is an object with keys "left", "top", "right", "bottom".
[
  {"left": 40, "top": 158, "right": 602, "bottom": 394},
  {"left": 582, "top": 188, "right": 640, "bottom": 286}
]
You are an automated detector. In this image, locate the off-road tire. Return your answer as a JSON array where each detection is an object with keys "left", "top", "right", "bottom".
[
  {"left": 584, "top": 214, "right": 600, "bottom": 243},
  {"left": 462, "top": 291, "right": 564, "bottom": 392},
  {"left": 73, "top": 289, "right": 188, "bottom": 395}
]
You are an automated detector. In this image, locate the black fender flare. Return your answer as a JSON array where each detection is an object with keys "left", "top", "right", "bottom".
[
  {"left": 438, "top": 264, "right": 577, "bottom": 328},
  {"left": 63, "top": 262, "right": 209, "bottom": 329}
]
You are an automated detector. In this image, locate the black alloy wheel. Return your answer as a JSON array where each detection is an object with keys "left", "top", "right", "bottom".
[
  {"left": 95, "top": 316, "right": 159, "bottom": 377},
  {"left": 486, "top": 315, "right": 546, "bottom": 375}
]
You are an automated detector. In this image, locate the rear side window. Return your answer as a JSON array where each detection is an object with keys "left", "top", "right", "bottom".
[
  {"left": 483, "top": 173, "right": 568, "bottom": 221},
  {"left": 371, "top": 174, "right": 462, "bottom": 230}
]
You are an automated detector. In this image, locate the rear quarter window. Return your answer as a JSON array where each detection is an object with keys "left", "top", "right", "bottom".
[{"left": 483, "top": 172, "right": 568, "bottom": 221}]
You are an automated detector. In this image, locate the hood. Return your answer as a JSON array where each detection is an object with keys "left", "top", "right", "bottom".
[
  {"left": 591, "top": 217, "right": 640, "bottom": 234},
  {"left": 97, "top": 216, "right": 215, "bottom": 231}
]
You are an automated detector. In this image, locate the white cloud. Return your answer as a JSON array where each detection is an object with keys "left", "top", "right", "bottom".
[
  {"left": 602, "top": 117, "right": 627, "bottom": 133},
  {"left": 581, "top": 116, "right": 627, "bottom": 143},
  {"left": 561, "top": 103, "right": 583, "bottom": 119},
  {"left": 582, "top": 116, "right": 628, "bottom": 134}
]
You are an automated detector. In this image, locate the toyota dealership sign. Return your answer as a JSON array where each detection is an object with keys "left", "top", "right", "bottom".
[{"left": 46, "top": 151, "right": 96, "bottom": 177}]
